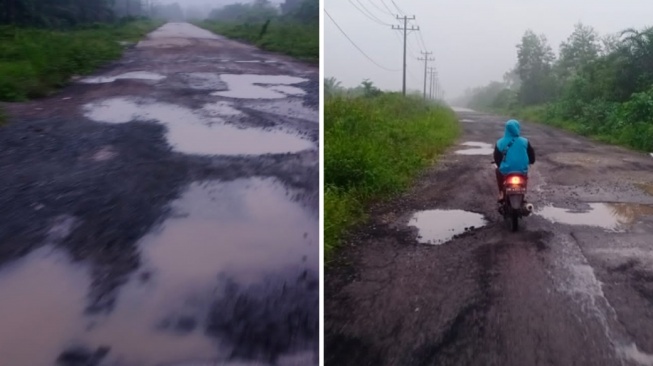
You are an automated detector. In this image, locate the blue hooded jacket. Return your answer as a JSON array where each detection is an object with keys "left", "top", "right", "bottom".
[{"left": 494, "top": 119, "right": 535, "bottom": 174}]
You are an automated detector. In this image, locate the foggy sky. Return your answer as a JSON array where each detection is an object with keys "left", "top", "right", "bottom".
[
  {"left": 325, "top": 0, "right": 653, "bottom": 100},
  {"left": 155, "top": 0, "right": 282, "bottom": 6}
]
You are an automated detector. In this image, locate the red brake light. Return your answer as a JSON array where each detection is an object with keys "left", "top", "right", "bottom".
[{"left": 508, "top": 176, "right": 523, "bottom": 185}]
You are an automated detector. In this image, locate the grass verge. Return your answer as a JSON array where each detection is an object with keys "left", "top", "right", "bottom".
[
  {"left": 197, "top": 20, "right": 318, "bottom": 63},
  {"left": 0, "top": 20, "right": 162, "bottom": 102},
  {"left": 324, "top": 93, "right": 460, "bottom": 261}
]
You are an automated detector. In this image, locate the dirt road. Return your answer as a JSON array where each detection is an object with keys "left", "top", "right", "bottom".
[
  {"left": 325, "top": 108, "right": 653, "bottom": 366},
  {"left": 0, "top": 23, "right": 318, "bottom": 366}
]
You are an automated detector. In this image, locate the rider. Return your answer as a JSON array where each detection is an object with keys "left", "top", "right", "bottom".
[{"left": 493, "top": 119, "right": 535, "bottom": 202}]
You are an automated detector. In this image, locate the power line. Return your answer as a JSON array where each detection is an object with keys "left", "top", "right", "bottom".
[
  {"left": 366, "top": 0, "right": 394, "bottom": 16},
  {"left": 390, "top": 0, "right": 405, "bottom": 15},
  {"left": 348, "top": 0, "right": 392, "bottom": 26},
  {"left": 325, "top": 9, "right": 399, "bottom": 72},
  {"left": 379, "top": 0, "right": 395, "bottom": 15}
]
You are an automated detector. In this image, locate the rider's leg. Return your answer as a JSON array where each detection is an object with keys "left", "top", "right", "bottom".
[{"left": 496, "top": 168, "right": 504, "bottom": 201}]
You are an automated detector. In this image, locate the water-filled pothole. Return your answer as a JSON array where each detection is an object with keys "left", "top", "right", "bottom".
[
  {"left": 83, "top": 97, "right": 314, "bottom": 155},
  {"left": 409, "top": 209, "right": 487, "bottom": 244},
  {"left": 211, "top": 74, "right": 308, "bottom": 99},
  {"left": 80, "top": 71, "right": 166, "bottom": 84},
  {"left": 0, "top": 178, "right": 318, "bottom": 365},
  {"left": 537, "top": 202, "right": 653, "bottom": 230},
  {"left": 454, "top": 141, "right": 494, "bottom": 155}
]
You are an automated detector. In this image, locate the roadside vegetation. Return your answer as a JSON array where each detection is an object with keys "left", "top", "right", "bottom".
[
  {"left": 197, "top": 0, "right": 318, "bottom": 62},
  {"left": 0, "top": 0, "right": 168, "bottom": 120},
  {"left": 324, "top": 79, "right": 460, "bottom": 260},
  {"left": 455, "top": 23, "right": 653, "bottom": 152}
]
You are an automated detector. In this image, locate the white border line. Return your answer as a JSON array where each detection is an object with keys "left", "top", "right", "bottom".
[{"left": 318, "top": 0, "right": 325, "bottom": 364}]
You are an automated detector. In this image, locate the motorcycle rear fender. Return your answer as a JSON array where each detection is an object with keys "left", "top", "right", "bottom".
[{"left": 508, "top": 194, "right": 524, "bottom": 210}]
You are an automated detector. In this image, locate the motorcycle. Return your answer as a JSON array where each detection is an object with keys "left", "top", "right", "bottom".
[{"left": 492, "top": 163, "right": 534, "bottom": 231}]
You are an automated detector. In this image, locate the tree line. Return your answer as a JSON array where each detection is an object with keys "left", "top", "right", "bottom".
[{"left": 457, "top": 23, "right": 653, "bottom": 150}]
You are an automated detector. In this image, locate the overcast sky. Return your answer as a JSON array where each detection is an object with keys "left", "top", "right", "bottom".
[{"left": 325, "top": 0, "right": 653, "bottom": 100}]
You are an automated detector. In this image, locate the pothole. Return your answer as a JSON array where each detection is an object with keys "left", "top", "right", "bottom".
[
  {"left": 409, "top": 209, "right": 487, "bottom": 244},
  {"left": 537, "top": 202, "right": 653, "bottom": 230},
  {"left": 211, "top": 74, "right": 308, "bottom": 99},
  {"left": 454, "top": 141, "right": 493, "bottom": 155},
  {"left": 0, "top": 246, "right": 92, "bottom": 366},
  {"left": 80, "top": 71, "right": 166, "bottom": 84},
  {"left": 0, "top": 178, "right": 318, "bottom": 366},
  {"left": 83, "top": 97, "right": 314, "bottom": 155}
]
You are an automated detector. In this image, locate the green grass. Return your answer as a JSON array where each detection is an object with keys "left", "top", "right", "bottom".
[
  {"left": 324, "top": 93, "right": 460, "bottom": 261},
  {"left": 197, "top": 20, "right": 318, "bottom": 63},
  {"left": 0, "top": 20, "right": 162, "bottom": 102}
]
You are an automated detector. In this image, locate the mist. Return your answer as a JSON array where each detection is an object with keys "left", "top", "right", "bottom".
[{"left": 324, "top": 0, "right": 653, "bottom": 101}]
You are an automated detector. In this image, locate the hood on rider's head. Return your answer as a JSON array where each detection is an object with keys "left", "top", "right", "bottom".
[{"left": 504, "top": 119, "right": 520, "bottom": 138}]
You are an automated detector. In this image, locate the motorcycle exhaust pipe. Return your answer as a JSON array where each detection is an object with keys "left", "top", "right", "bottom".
[{"left": 525, "top": 203, "right": 534, "bottom": 212}]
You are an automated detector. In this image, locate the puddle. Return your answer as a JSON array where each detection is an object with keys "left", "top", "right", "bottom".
[
  {"left": 0, "top": 179, "right": 317, "bottom": 366},
  {"left": 243, "top": 99, "right": 318, "bottom": 122},
  {"left": 454, "top": 141, "right": 494, "bottom": 155},
  {"left": 211, "top": 74, "right": 308, "bottom": 99},
  {"left": 537, "top": 202, "right": 653, "bottom": 230},
  {"left": 83, "top": 178, "right": 318, "bottom": 365},
  {"left": 80, "top": 71, "right": 166, "bottom": 84},
  {"left": 83, "top": 97, "right": 314, "bottom": 155},
  {"left": 0, "top": 247, "right": 92, "bottom": 366},
  {"left": 460, "top": 118, "right": 475, "bottom": 122},
  {"left": 409, "top": 209, "right": 487, "bottom": 244}
]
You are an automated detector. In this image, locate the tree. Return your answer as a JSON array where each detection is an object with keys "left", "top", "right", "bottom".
[
  {"left": 516, "top": 30, "right": 556, "bottom": 105},
  {"left": 556, "top": 23, "right": 601, "bottom": 82}
]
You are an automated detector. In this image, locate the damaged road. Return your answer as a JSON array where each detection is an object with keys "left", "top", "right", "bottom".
[
  {"left": 0, "top": 23, "right": 318, "bottom": 366},
  {"left": 325, "top": 108, "right": 653, "bottom": 366}
]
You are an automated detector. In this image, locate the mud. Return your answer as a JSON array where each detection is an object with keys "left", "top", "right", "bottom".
[
  {"left": 409, "top": 209, "right": 487, "bottom": 244},
  {"left": 326, "top": 110, "right": 653, "bottom": 365},
  {"left": 0, "top": 22, "right": 318, "bottom": 366}
]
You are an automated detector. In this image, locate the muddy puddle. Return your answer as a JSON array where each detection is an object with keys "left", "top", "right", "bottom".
[
  {"left": 0, "top": 178, "right": 317, "bottom": 366},
  {"left": 409, "top": 209, "right": 487, "bottom": 244},
  {"left": 537, "top": 202, "right": 653, "bottom": 230},
  {"left": 83, "top": 97, "right": 314, "bottom": 155},
  {"left": 454, "top": 141, "right": 493, "bottom": 155},
  {"left": 0, "top": 247, "right": 91, "bottom": 366},
  {"left": 212, "top": 75, "right": 308, "bottom": 99},
  {"left": 80, "top": 71, "right": 166, "bottom": 84}
]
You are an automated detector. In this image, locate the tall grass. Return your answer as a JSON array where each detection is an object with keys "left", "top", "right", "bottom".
[
  {"left": 324, "top": 93, "right": 460, "bottom": 260},
  {"left": 0, "top": 20, "right": 161, "bottom": 102},
  {"left": 198, "top": 20, "right": 318, "bottom": 62}
]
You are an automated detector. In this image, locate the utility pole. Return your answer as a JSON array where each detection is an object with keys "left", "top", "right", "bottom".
[
  {"left": 392, "top": 15, "right": 418, "bottom": 96},
  {"left": 427, "top": 67, "right": 433, "bottom": 99},
  {"left": 418, "top": 51, "right": 434, "bottom": 100}
]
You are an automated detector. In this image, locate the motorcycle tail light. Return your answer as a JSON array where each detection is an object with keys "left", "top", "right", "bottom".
[{"left": 508, "top": 176, "right": 523, "bottom": 185}]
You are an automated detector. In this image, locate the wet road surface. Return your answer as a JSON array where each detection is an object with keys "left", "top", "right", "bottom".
[
  {"left": 0, "top": 23, "right": 318, "bottom": 366},
  {"left": 325, "top": 107, "right": 653, "bottom": 366}
]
